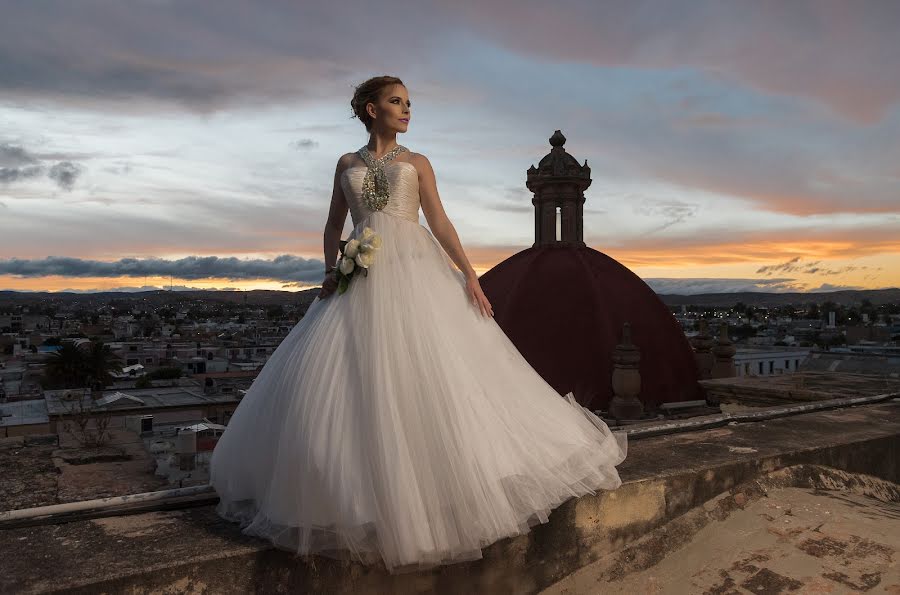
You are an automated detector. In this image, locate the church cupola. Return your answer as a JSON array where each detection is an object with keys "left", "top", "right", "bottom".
[
  {"left": 526, "top": 130, "right": 591, "bottom": 247},
  {"left": 479, "top": 131, "right": 702, "bottom": 411}
]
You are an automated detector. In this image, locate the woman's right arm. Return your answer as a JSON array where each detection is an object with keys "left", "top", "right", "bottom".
[
  {"left": 319, "top": 156, "right": 350, "bottom": 298},
  {"left": 324, "top": 156, "right": 350, "bottom": 270}
]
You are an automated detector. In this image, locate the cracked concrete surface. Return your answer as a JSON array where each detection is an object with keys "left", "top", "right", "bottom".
[{"left": 542, "top": 486, "right": 898, "bottom": 594}]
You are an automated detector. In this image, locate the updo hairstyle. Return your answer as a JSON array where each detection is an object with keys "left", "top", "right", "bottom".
[{"left": 350, "top": 76, "right": 405, "bottom": 132}]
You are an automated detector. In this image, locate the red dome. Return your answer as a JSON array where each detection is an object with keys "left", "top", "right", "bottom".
[{"left": 480, "top": 244, "right": 701, "bottom": 411}]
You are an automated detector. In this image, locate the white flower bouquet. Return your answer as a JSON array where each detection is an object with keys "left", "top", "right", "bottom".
[{"left": 333, "top": 226, "right": 383, "bottom": 295}]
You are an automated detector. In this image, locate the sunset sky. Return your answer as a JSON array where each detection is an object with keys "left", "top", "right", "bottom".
[{"left": 1, "top": 1, "right": 898, "bottom": 294}]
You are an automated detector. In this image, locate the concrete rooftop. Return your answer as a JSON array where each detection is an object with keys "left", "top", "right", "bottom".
[{"left": 1, "top": 398, "right": 897, "bottom": 594}]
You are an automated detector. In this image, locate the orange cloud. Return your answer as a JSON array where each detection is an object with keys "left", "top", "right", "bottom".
[{"left": 462, "top": 226, "right": 900, "bottom": 273}]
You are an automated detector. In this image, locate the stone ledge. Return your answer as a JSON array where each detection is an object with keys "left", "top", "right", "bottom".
[
  {"left": 542, "top": 466, "right": 900, "bottom": 593},
  {"left": 2, "top": 401, "right": 898, "bottom": 594}
]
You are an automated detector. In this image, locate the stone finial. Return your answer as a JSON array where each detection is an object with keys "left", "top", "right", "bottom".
[
  {"left": 526, "top": 130, "right": 592, "bottom": 248},
  {"left": 609, "top": 322, "right": 644, "bottom": 419},
  {"left": 711, "top": 322, "right": 737, "bottom": 379},
  {"left": 549, "top": 129, "right": 566, "bottom": 148},
  {"left": 690, "top": 319, "right": 715, "bottom": 380}
]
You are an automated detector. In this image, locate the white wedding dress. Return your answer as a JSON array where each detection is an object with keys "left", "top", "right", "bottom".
[{"left": 209, "top": 145, "right": 628, "bottom": 574}]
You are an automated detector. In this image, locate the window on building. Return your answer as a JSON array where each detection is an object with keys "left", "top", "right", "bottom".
[
  {"left": 769, "top": 361, "right": 774, "bottom": 373},
  {"left": 785, "top": 359, "right": 790, "bottom": 369},
  {"left": 758, "top": 362, "right": 764, "bottom": 375},
  {"left": 795, "top": 359, "right": 800, "bottom": 368}
]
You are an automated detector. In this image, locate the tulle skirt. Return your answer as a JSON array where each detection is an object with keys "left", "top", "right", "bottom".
[{"left": 209, "top": 210, "right": 628, "bottom": 574}]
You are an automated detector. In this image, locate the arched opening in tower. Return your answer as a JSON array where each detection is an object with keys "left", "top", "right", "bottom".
[{"left": 555, "top": 205, "right": 561, "bottom": 242}]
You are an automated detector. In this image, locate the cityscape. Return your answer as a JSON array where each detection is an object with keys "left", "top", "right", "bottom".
[{"left": 2, "top": 1, "right": 899, "bottom": 592}]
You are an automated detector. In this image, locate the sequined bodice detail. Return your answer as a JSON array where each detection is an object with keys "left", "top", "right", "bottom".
[{"left": 341, "top": 161, "right": 421, "bottom": 225}]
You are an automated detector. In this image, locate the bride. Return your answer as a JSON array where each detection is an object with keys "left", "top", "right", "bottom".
[{"left": 209, "top": 75, "right": 628, "bottom": 575}]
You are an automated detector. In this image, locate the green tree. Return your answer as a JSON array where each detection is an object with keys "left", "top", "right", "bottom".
[
  {"left": 775, "top": 305, "right": 797, "bottom": 319},
  {"left": 806, "top": 303, "right": 820, "bottom": 320},
  {"left": 44, "top": 343, "right": 88, "bottom": 389},
  {"left": 821, "top": 300, "right": 843, "bottom": 322},
  {"left": 45, "top": 340, "right": 121, "bottom": 447},
  {"left": 148, "top": 366, "right": 183, "bottom": 380},
  {"left": 83, "top": 341, "right": 121, "bottom": 393},
  {"left": 732, "top": 324, "right": 757, "bottom": 340}
]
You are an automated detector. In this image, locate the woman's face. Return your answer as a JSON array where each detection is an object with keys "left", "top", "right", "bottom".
[{"left": 368, "top": 84, "right": 411, "bottom": 133}]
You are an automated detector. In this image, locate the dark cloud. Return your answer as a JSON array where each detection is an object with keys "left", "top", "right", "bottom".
[
  {"left": 55, "top": 284, "right": 258, "bottom": 293},
  {"left": 0, "top": 1, "right": 438, "bottom": 113},
  {"left": 633, "top": 199, "right": 699, "bottom": 233},
  {"left": 47, "top": 161, "right": 83, "bottom": 191},
  {"left": 0, "top": 142, "right": 86, "bottom": 190},
  {"left": 0, "top": 164, "right": 44, "bottom": 184},
  {"left": 0, "top": 254, "right": 327, "bottom": 283},
  {"left": 1, "top": 0, "right": 898, "bottom": 267},
  {"left": 756, "top": 257, "right": 882, "bottom": 277},
  {"left": 756, "top": 256, "right": 803, "bottom": 275},
  {"left": 5, "top": 1, "right": 894, "bottom": 123},
  {"left": 0, "top": 143, "right": 40, "bottom": 166},
  {"left": 291, "top": 139, "right": 319, "bottom": 150},
  {"left": 454, "top": 0, "right": 900, "bottom": 124}
]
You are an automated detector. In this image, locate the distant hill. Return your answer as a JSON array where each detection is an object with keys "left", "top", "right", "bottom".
[
  {"left": 0, "top": 288, "right": 321, "bottom": 309},
  {"left": 657, "top": 287, "right": 900, "bottom": 307},
  {"left": 1, "top": 286, "right": 898, "bottom": 309}
]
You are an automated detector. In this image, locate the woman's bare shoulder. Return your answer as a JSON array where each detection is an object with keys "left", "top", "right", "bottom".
[
  {"left": 335, "top": 152, "right": 359, "bottom": 174},
  {"left": 407, "top": 152, "right": 434, "bottom": 176}
]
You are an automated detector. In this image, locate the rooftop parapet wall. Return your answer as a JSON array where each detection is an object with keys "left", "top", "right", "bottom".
[{"left": 1, "top": 401, "right": 897, "bottom": 594}]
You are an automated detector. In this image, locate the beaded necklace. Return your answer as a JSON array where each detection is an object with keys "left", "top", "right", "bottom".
[{"left": 358, "top": 144, "right": 408, "bottom": 211}]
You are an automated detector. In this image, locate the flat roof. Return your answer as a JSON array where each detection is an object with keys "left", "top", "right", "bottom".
[
  {"left": 0, "top": 399, "right": 49, "bottom": 427},
  {"left": 44, "top": 387, "right": 241, "bottom": 416}
]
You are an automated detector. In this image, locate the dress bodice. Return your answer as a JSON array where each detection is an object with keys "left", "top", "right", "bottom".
[{"left": 341, "top": 161, "right": 421, "bottom": 226}]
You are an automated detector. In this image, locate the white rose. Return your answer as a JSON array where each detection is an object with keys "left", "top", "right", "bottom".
[
  {"left": 360, "top": 226, "right": 375, "bottom": 241},
  {"left": 344, "top": 238, "right": 360, "bottom": 258},
  {"left": 366, "top": 234, "right": 383, "bottom": 250},
  {"left": 355, "top": 250, "right": 375, "bottom": 268},
  {"left": 339, "top": 256, "right": 355, "bottom": 274}
]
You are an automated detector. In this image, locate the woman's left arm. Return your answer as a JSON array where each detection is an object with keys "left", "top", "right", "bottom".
[{"left": 414, "top": 154, "right": 494, "bottom": 318}]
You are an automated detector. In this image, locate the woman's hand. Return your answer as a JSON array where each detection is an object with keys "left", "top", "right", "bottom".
[
  {"left": 465, "top": 273, "right": 494, "bottom": 318},
  {"left": 318, "top": 272, "right": 339, "bottom": 300}
]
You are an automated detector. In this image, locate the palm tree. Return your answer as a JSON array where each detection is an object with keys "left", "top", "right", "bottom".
[
  {"left": 49, "top": 340, "right": 122, "bottom": 447},
  {"left": 44, "top": 342, "right": 88, "bottom": 389},
  {"left": 83, "top": 341, "right": 122, "bottom": 393}
]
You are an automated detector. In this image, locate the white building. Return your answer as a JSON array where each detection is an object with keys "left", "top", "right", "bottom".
[{"left": 733, "top": 347, "right": 811, "bottom": 377}]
